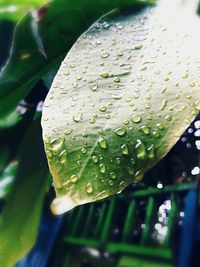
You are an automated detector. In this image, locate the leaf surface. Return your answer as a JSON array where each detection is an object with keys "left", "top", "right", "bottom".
[
  {"left": 42, "top": 0, "right": 200, "bottom": 214},
  {"left": 0, "top": 120, "right": 48, "bottom": 267},
  {"left": 0, "top": 0, "right": 148, "bottom": 120}
]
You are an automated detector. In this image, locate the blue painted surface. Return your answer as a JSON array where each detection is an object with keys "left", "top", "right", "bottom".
[
  {"left": 177, "top": 190, "right": 198, "bottom": 267},
  {"left": 15, "top": 212, "right": 64, "bottom": 267}
]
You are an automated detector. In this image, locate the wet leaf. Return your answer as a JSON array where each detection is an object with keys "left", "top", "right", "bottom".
[
  {"left": 42, "top": 0, "right": 200, "bottom": 214},
  {"left": 0, "top": 0, "right": 149, "bottom": 120},
  {"left": 0, "top": 120, "right": 48, "bottom": 267}
]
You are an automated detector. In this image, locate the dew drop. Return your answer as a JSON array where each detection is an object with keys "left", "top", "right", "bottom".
[
  {"left": 135, "top": 139, "right": 146, "bottom": 160},
  {"left": 131, "top": 114, "right": 142, "bottom": 123},
  {"left": 114, "top": 127, "right": 126, "bottom": 136},
  {"left": 99, "top": 163, "right": 106, "bottom": 174},
  {"left": 86, "top": 183, "right": 93, "bottom": 193},
  {"left": 140, "top": 125, "right": 150, "bottom": 135},
  {"left": 121, "top": 144, "right": 129, "bottom": 155},
  {"left": 165, "top": 114, "right": 172, "bottom": 121},
  {"left": 110, "top": 172, "right": 117, "bottom": 179},
  {"left": 156, "top": 123, "right": 164, "bottom": 130},
  {"left": 64, "top": 129, "right": 73, "bottom": 135},
  {"left": 70, "top": 175, "right": 78, "bottom": 184},
  {"left": 91, "top": 83, "right": 98, "bottom": 91},
  {"left": 114, "top": 77, "right": 121, "bottom": 83},
  {"left": 73, "top": 112, "right": 82, "bottom": 122},
  {"left": 101, "top": 51, "right": 109, "bottom": 58},
  {"left": 133, "top": 44, "right": 143, "bottom": 50},
  {"left": 100, "top": 73, "right": 109, "bottom": 78},
  {"left": 92, "top": 155, "right": 98, "bottom": 163},
  {"left": 81, "top": 148, "right": 87, "bottom": 154},
  {"left": 98, "top": 137, "right": 108, "bottom": 149},
  {"left": 99, "top": 106, "right": 106, "bottom": 112},
  {"left": 50, "top": 138, "right": 64, "bottom": 153},
  {"left": 160, "top": 99, "right": 168, "bottom": 111},
  {"left": 148, "top": 145, "right": 155, "bottom": 159}
]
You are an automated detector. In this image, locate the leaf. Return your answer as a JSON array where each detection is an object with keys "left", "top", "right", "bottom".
[
  {"left": 0, "top": 0, "right": 48, "bottom": 22},
  {"left": 0, "top": 161, "right": 17, "bottom": 199},
  {"left": 0, "top": 120, "right": 48, "bottom": 267},
  {"left": 42, "top": 0, "right": 200, "bottom": 214},
  {"left": 0, "top": 0, "right": 150, "bottom": 121}
]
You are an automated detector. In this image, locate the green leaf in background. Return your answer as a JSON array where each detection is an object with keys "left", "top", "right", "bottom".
[
  {"left": 0, "top": 161, "right": 17, "bottom": 199},
  {"left": 42, "top": 0, "right": 200, "bottom": 214},
  {"left": 0, "top": 120, "right": 48, "bottom": 267},
  {"left": 0, "top": 0, "right": 48, "bottom": 22},
  {"left": 0, "top": 0, "right": 152, "bottom": 121}
]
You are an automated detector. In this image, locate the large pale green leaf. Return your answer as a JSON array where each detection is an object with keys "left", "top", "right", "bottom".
[
  {"left": 0, "top": 0, "right": 48, "bottom": 22},
  {"left": 42, "top": 0, "right": 200, "bottom": 214},
  {"left": 0, "top": 0, "right": 149, "bottom": 120},
  {"left": 0, "top": 120, "right": 48, "bottom": 267}
]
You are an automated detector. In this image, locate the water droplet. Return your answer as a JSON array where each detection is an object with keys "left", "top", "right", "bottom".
[
  {"left": 116, "top": 23, "right": 123, "bottom": 30},
  {"left": 140, "top": 66, "right": 147, "bottom": 71},
  {"left": 112, "top": 95, "right": 122, "bottom": 100},
  {"left": 131, "top": 114, "right": 142, "bottom": 123},
  {"left": 81, "top": 148, "right": 87, "bottom": 154},
  {"left": 91, "top": 83, "right": 98, "bottom": 91},
  {"left": 70, "top": 175, "right": 78, "bottom": 184},
  {"left": 161, "top": 87, "right": 167, "bottom": 94},
  {"left": 133, "top": 44, "right": 143, "bottom": 50},
  {"left": 105, "top": 113, "right": 110, "bottom": 119},
  {"left": 145, "top": 103, "right": 151, "bottom": 109},
  {"left": 73, "top": 112, "right": 82, "bottom": 122},
  {"left": 130, "top": 158, "right": 135, "bottom": 165},
  {"left": 99, "top": 106, "right": 106, "bottom": 112},
  {"left": 110, "top": 172, "right": 117, "bottom": 179},
  {"left": 135, "top": 139, "right": 146, "bottom": 160},
  {"left": 100, "top": 73, "right": 109, "bottom": 78},
  {"left": 115, "top": 157, "right": 121, "bottom": 165},
  {"left": 114, "top": 77, "right": 121, "bottom": 83},
  {"left": 92, "top": 155, "right": 98, "bottom": 163},
  {"left": 98, "top": 128, "right": 104, "bottom": 135},
  {"left": 117, "top": 50, "right": 123, "bottom": 56},
  {"left": 98, "top": 137, "right": 108, "bottom": 149},
  {"left": 145, "top": 93, "right": 151, "bottom": 100},
  {"left": 140, "top": 125, "right": 150, "bottom": 135},
  {"left": 121, "top": 144, "right": 129, "bottom": 155},
  {"left": 101, "top": 51, "right": 109, "bottom": 58},
  {"left": 50, "top": 138, "right": 64, "bottom": 153},
  {"left": 90, "top": 118, "right": 96, "bottom": 124},
  {"left": 189, "top": 82, "right": 196, "bottom": 87},
  {"left": 86, "top": 183, "right": 93, "bottom": 193},
  {"left": 163, "top": 77, "right": 169, "bottom": 81},
  {"left": 148, "top": 145, "right": 155, "bottom": 159},
  {"left": 165, "top": 114, "right": 172, "bottom": 121},
  {"left": 99, "top": 163, "right": 106, "bottom": 174},
  {"left": 182, "top": 72, "right": 189, "bottom": 79},
  {"left": 64, "top": 129, "right": 73, "bottom": 135},
  {"left": 152, "top": 131, "right": 160, "bottom": 138},
  {"left": 160, "top": 99, "right": 168, "bottom": 111},
  {"left": 123, "top": 119, "right": 129, "bottom": 125},
  {"left": 109, "top": 180, "right": 114, "bottom": 186},
  {"left": 156, "top": 123, "right": 164, "bottom": 130},
  {"left": 114, "top": 127, "right": 126, "bottom": 136}
]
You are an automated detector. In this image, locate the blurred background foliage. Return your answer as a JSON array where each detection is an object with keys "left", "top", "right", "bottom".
[{"left": 0, "top": 0, "right": 200, "bottom": 267}]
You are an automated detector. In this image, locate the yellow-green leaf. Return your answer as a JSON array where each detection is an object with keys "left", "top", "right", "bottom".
[{"left": 42, "top": 0, "right": 200, "bottom": 214}]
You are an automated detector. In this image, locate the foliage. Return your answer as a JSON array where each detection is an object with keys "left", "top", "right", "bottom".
[
  {"left": 42, "top": 0, "right": 200, "bottom": 214},
  {"left": 0, "top": 0, "right": 199, "bottom": 266}
]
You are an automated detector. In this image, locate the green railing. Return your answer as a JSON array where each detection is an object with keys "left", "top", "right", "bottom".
[{"left": 51, "top": 182, "right": 196, "bottom": 267}]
